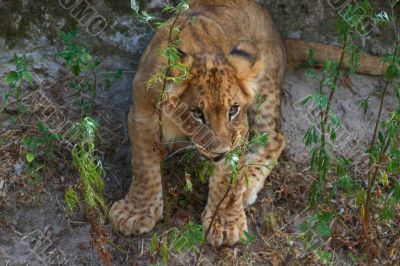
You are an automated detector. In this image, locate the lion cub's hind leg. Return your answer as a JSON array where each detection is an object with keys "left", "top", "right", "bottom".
[{"left": 243, "top": 72, "right": 286, "bottom": 207}]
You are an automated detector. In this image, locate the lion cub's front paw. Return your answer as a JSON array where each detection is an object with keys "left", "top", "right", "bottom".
[
  {"left": 109, "top": 198, "right": 162, "bottom": 236},
  {"left": 201, "top": 208, "right": 248, "bottom": 246}
]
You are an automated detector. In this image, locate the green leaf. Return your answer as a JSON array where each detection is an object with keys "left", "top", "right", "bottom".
[
  {"left": 379, "top": 171, "right": 389, "bottom": 187},
  {"left": 381, "top": 201, "right": 396, "bottom": 221},
  {"left": 360, "top": 98, "right": 369, "bottom": 116},
  {"left": 255, "top": 93, "right": 267, "bottom": 111},
  {"left": 378, "top": 131, "right": 385, "bottom": 145},
  {"left": 395, "top": 84, "right": 400, "bottom": 102},
  {"left": 304, "top": 126, "right": 319, "bottom": 146},
  {"left": 59, "top": 28, "right": 78, "bottom": 44},
  {"left": 64, "top": 187, "right": 79, "bottom": 215},
  {"left": 311, "top": 92, "right": 329, "bottom": 109},
  {"left": 336, "top": 157, "right": 351, "bottom": 176},
  {"left": 316, "top": 222, "right": 332, "bottom": 237},
  {"left": 161, "top": 241, "right": 169, "bottom": 265},
  {"left": 366, "top": 145, "right": 380, "bottom": 164},
  {"left": 4, "top": 71, "right": 19, "bottom": 87},
  {"left": 355, "top": 188, "right": 366, "bottom": 207},
  {"left": 373, "top": 11, "right": 390, "bottom": 25},
  {"left": 316, "top": 250, "right": 332, "bottom": 264},
  {"left": 149, "top": 233, "right": 159, "bottom": 253},
  {"left": 22, "top": 70, "right": 33, "bottom": 85},
  {"left": 387, "top": 159, "right": 399, "bottom": 174},
  {"left": 339, "top": 175, "right": 354, "bottom": 193},
  {"left": 318, "top": 211, "right": 335, "bottom": 223},
  {"left": 328, "top": 111, "right": 341, "bottom": 128},
  {"left": 386, "top": 64, "right": 399, "bottom": 81},
  {"left": 345, "top": 43, "right": 361, "bottom": 73},
  {"left": 393, "top": 181, "right": 400, "bottom": 201},
  {"left": 162, "top": 4, "right": 176, "bottom": 13},
  {"left": 306, "top": 48, "right": 319, "bottom": 68},
  {"left": 330, "top": 129, "right": 337, "bottom": 142},
  {"left": 300, "top": 222, "right": 310, "bottom": 233},
  {"left": 249, "top": 132, "right": 269, "bottom": 149},
  {"left": 130, "top": 0, "right": 139, "bottom": 12},
  {"left": 26, "top": 152, "right": 35, "bottom": 163},
  {"left": 80, "top": 51, "right": 92, "bottom": 65},
  {"left": 71, "top": 64, "right": 81, "bottom": 76},
  {"left": 239, "top": 231, "right": 256, "bottom": 245}
]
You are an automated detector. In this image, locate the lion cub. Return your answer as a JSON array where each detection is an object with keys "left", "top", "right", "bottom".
[{"left": 109, "top": 0, "right": 286, "bottom": 246}]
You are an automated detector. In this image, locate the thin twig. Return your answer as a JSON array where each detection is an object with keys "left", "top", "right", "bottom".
[
  {"left": 159, "top": 8, "right": 184, "bottom": 226},
  {"left": 335, "top": 215, "right": 358, "bottom": 239},
  {"left": 320, "top": 36, "right": 348, "bottom": 149},
  {"left": 366, "top": 2, "right": 399, "bottom": 216},
  {"left": 195, "top": 132, "right": 251, "bottom": 265},
  {"left": 194, "top": 177, "right": 234, "bottom": 266},
  {"left": 107, "top": 239, "right": 129, "bottom": 255},
  {"left": 361, "top": 3, "right": 399, "bottom": 261}
]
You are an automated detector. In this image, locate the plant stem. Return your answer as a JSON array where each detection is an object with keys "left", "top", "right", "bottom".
[
  {"left": 320, "top": 36, "right": 348, "bottom": 149},
  {"left": 194, "top": 173, "right": 234, "bottom": 266},
  {"left": 365, "top": 4, "right": 399, "bottom": 216},
  {"left": 158, "top": 8, "right": 183, "bottom": 225},
  {"left": 362, "top": 3, "right": 398, "bottom": 260},
  {"left": 195, "top": 133, "right": 250, "bottom": 265},
  {"left": 106, "top": 239, "right": 128, "bottom": 255},
  {"left": 15, "top": 80, "right": 23, "bottom": 113},
  {"left": 314, "top": 37, "right": 348, "bottom": 200}
]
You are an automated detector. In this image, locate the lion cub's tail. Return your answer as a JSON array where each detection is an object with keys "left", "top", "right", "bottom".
[{"left": 284, "top": 38, "right": 386, "bottom": 76}]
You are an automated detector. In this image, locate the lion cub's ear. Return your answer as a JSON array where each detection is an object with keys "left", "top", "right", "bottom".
[
  {"left": 177, "top": 48, "right": 194, "bottom": 67},
  {"left": 227, "top": 41, "right": 263, "bottom": 82}
]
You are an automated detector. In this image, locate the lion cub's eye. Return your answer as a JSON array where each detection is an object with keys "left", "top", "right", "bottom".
[
  {"left": 229, "top": 105, "right": 240, "bottom": 121},
  {"left": 191, "top": 108, "right": 205, "bottom": 124}
]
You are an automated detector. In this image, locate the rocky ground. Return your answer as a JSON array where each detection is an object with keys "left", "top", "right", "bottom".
[{"left": 0, "top": 0, "right": 398, "bottom": 265}]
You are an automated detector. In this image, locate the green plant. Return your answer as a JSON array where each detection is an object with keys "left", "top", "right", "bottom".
[
  {"left": 239, "top": 231, "right": 256, "bottom": 245},
  {"left": 22, "top": 122, "right": 60, "bottom": 162},
  {"left": 18, "top": 122, "right": 60, "bottom": 189},
  {"left": 301, "top": 0, "right": 399, "bottom": 263},
  {"left": 64, "top": 117, "right": 112, "bottom": 266},
  {"left": 148, "top": 222, "right": 204, "bottom": 265},
  {"left": 66, "top": 117, "right": 106, "bottom": 212},
  {"left": 2, "top": 54, "right": 33, "bottom": 113},
  {"left": 56, "top": 27, "right": 123, "bottom": 266},
  {"left": 57, "top": 29, "right": 123, "bottom": 115}
]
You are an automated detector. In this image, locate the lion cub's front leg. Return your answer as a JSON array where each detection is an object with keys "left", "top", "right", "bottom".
[
  {"left": 109, "top": 108, "right": 163, "bottom": 236},
  {"left": 201, "top": 164, "right": 248, "bottom": 246}
]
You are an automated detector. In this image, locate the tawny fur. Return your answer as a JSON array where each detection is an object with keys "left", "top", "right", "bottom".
[{"left": 109, "top": 0, "right": 385, "bottom": 246}]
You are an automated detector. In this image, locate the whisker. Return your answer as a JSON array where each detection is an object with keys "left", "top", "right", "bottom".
[
  {"left": 192, "top": 151, "right": 201, "bottom": 160},
  {"left": 182, "top": 148, "right": 199, "bottom": 162},
  {"left": 164, "top": 145, "right": 196, "bottom": 160}
]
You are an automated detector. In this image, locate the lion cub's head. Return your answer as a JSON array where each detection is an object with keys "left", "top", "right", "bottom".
[{"left": 164, "top": 41, "right": 263, "bottom": 161}]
